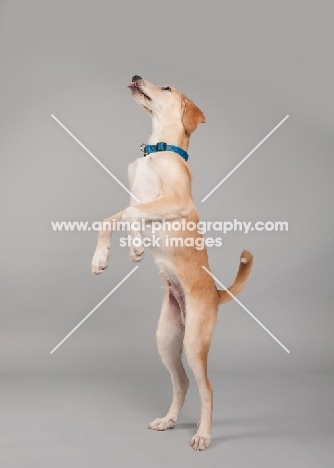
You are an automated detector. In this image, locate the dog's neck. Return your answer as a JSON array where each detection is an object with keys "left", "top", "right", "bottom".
[{"left": 148, "top": 115, "right": 190, "bottom": 151}]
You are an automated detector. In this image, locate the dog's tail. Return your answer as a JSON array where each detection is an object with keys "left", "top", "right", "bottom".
[{"left": 217, "top": 250, "right": 253, "bottom": 305}]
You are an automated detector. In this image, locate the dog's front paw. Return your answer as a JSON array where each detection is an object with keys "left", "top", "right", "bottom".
[
  {"left": 129, "top": 245, "right": 144, "bottom": 263},
  {"left": 190, "top": 431, "right": 211, "bottom": 451},
  {"left": 148, "top": 417, "right": 176, "bottom": 431},
  {"left": 91, "top": 246, "right": 110, "bottom": 275}
]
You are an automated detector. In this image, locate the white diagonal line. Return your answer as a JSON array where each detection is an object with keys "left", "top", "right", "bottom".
[
  {"left": 201, "top": 115, "right": 289, "bottom": 202},
  {"left": 202, "top": 266, "right": 290, "bottom": 353},
  {"left": 50, "top": 266, "right": 139, "bottom": 354},
  {"left": 51, "top": 114, "right": 140, "bottom": 202}
]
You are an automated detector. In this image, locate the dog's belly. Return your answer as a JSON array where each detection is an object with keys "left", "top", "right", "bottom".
[
  {"left": 128, "top": 157, "right": 160, "bottom": 204},
  {"left": 158, "top": 262, "right": 186, "bottom": 324}
]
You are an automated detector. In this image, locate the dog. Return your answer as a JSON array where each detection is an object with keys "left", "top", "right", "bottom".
[{"left": 91, "top": 75, "right": 253, "bottom": 450}]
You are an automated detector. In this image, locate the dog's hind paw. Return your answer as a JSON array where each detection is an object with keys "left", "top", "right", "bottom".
[
  {"left": 148, "top": 417, "right": 175, "bottom": 431},
  {"left": 190, "top": 432, "right": 211, "bottom": 451}
]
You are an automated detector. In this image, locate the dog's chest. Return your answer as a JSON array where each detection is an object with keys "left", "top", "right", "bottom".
[{"left": 128, "top": 156, "right": 160, "bottom": 203}]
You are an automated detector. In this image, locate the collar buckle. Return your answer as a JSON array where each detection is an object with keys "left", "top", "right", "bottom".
[
  {"left": 156, "top": 142, "right": 167, "bottom": 152},
  {"left": 139, "top": 142, "right": 189, "bottom": 162},
  {"left": 140, "top": 143, "right": 147, "bottom": 156}
]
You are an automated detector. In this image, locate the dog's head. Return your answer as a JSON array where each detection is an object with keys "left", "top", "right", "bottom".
[{"left": 128, "top": 75, "right": 205, "bottom": 135}]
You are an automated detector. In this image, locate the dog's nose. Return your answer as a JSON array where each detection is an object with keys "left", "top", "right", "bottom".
[{"left": 132, "top": 75, "right": 142, "bottom": 82}]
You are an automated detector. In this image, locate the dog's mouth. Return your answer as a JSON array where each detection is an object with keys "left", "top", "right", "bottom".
[{"left": 127, "top": 81, "right": 151, "bottom": 101}]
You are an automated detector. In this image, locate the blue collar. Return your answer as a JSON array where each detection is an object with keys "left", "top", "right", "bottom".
[{"left": 140, "top": 142, "right": 189, "bottom": 162}]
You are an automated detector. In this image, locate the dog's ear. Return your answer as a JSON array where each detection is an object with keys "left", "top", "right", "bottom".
[{"left": 182, "top": 95, "right": 205, "bottom": 135}]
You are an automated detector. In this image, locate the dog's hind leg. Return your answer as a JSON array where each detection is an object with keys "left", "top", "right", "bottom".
[
  {"left": 148, "top": 289, "right": 189, "bottom": 431},
  {"left": 183, "top": 297, "right": 218, "bottom": 451}
]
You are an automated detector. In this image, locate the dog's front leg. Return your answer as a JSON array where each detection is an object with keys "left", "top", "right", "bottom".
[
  {"left": 91, "top": 210, "right": 124, "bottom": 275},
  {"left": 122, "top": 208, "right": 145, "bottom": 263},
  {"left": 92, "top": 196, "right": 191, "bottom": 274},
  {"left": 123, "top": 195, "right": 191, "bottom": 225},
  {"left": 123, "top": 195, "right": 191, "bottom": 259}
]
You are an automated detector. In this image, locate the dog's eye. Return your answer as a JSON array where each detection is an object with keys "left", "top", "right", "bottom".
[{"left": 162, "top": 86, "right": 172, "bottom": 91}]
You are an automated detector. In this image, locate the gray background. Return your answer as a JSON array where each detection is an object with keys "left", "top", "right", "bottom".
[{"left": 1, "top": 0, "right": 333, "bottom": 466}]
